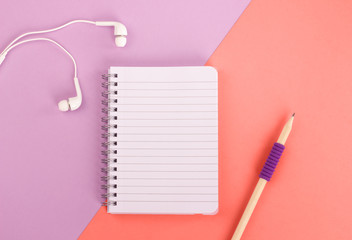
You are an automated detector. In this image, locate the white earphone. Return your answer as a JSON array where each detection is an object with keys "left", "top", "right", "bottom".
[
  {"left": 95, "top": 21, "right": 128, "bottom": 47},
  {"left": 0, "top": 20, "right": 128, "bottom": 112}
]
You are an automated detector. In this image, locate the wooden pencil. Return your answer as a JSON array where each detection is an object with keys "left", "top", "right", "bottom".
[{"left": 231, "top": 113, "right": 295, "bottom": 240}]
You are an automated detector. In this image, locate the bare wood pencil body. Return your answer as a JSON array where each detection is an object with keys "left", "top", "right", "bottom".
[
  {"left": 231, "top": 178, "right": 267, "bottom": 240},
  {"left": 231, "top": 115, "right": 294, "bottom": 240}
]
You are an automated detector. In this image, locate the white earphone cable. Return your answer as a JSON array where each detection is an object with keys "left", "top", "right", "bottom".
[
  {"left": 4, "top": 38, "right": 77, "bottom": 77},
  {"left": 1, "top": 20, "right": 96, "bottom": 56}
]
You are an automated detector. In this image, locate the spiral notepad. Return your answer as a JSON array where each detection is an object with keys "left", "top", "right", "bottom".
[{"left": 101, "top": 66, "right": 218, "bottom": 214}]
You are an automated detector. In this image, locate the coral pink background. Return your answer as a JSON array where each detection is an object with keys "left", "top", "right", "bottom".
[
  {"left": 81, "top": 0, "right": 352, "bottom": 239},
  {"left": 1, "top": 0, "right": 352, "bottom": 239}
]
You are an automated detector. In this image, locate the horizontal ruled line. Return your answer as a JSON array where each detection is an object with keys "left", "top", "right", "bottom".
[
  {"left": 117, "top": 178, "right": 217, "bottom": 180},
  {"left": 115, "top": 134, "right": 217, "bottom": 135},
  {"left": 116, "top": 200, "right": 217, "bottom": 202},
  {"left": 116, "top": 126, "right": 217, "bottom": 128},
  {"left": 116, "top": 89, "right": 217, "bottom": 91},
  {"left": 115, "top": 104, "right": 217, "bottom": 105},
  {"left": 117, "top": 186, "right": 218, "bottom": 187},
  {"left": 115, "top": 193, "right": 217, "bottom": 195},
  {"left": 115, "top": 118, "right": 218, "bottom": 120},
  {"left": 115, "top": 163, "right": 217, "bottom": 165},
  {"left": 116, "top": 141, "right": 217, "bottom": 142},
  {"left": 116, "top": 171, "right": 217, "bottom": 173},
  {"left": 115, "top": 148, "right": 218, "bottom": 150},
  {"left": 113, "top": 81, "right": 216, "bottom": 83},
  {"left": 115, "top": 156, "right": 217, "bottom": 157},
  {"left": 117, "top": 111, "right": 217, "bottom": 112},
  {"left": 116, "top": 96, "right": 217, "bottom": 98}
]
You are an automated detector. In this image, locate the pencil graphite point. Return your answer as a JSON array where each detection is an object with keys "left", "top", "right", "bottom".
[{"left": 292, "top": 113, "right": 295, "bottom": 117}]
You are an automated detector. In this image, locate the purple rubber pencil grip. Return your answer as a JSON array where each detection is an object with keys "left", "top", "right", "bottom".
[{"left": 259, "top": 142, "right": 285, "bottom": 181}]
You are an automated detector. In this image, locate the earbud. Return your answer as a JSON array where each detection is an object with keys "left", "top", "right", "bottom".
[
  {"left": 0, "top": 53, "right": 6, "bottom": 65},
  {"left": 58, "top": 77, "right": 82, "bottom": 111},
  {"left": 0, "top": 20, "right": 127, "bottom": 112},
  {"left": 96, "top": 21, "right": 128, "bottom": 47}
]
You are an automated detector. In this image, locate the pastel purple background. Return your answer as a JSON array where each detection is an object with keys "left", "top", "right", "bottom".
[{"left": 0, "top": 0, "right": 250, "bottom": 239}]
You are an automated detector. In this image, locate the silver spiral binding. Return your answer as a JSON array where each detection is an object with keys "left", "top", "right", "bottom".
[
  {"left": 102, "top": 141, "right": 118, "bottom": 147},
  {"left": 102, "top": 202, "right": 117, "bottom": 206},
  {"left": 101, "top": 193, "right": 117, "bottom": 198},
  {"left": 101, "top": 175, "right": 117, "bottom": 181},
  {"left": 101, "top": 73, "right": 118, "bottom": 207},
  {"left": 101, "top": 73, "right": 118, "bottom": 80}
]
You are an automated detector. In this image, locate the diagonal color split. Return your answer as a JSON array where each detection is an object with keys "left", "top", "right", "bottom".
[
  {"left": 80, "top": 0, "right": 352, "bottom": 239},
  {"left": 0, "top": 0, "right": 250, "bottom": 239}
]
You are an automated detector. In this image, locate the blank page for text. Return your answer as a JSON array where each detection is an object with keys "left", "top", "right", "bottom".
[{"left": 107, "top": 66, "right": 218, "bottom": 214}]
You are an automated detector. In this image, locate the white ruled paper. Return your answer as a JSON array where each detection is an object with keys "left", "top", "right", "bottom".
[{"left": 107, "top": 67, "right": 218, "bottom": 214}]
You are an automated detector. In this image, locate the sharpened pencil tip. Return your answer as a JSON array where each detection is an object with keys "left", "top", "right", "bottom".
[{"left": 292, "top": 113, "right": 295, "bottom": 117}]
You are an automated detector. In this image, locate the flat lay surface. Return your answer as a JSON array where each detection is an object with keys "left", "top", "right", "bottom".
[{"left": 1, "top": 0, "right": 352, "bottom": 239}]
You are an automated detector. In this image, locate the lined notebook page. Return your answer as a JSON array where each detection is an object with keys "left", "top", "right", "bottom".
[{"left": 107, "top": 67, "right": 218, "bottom": 214}]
